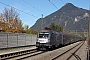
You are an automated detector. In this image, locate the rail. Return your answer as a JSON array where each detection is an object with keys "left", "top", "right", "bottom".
[{"left": 52, "top": 41, "right": 84, "bottom": 60}]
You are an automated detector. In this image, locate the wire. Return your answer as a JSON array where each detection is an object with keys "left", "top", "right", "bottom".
[
  {"left": 48, "top": 0, "right": 58, "bottom": 9},
  {"left": 61, "top": 0, "right": 64, "bottom": 4},
  {"left": 0, "top": 1, "right": 38, "bottom": 18},
  {"left": 22, "top": 0, "right": 45, "bottom": 16}
]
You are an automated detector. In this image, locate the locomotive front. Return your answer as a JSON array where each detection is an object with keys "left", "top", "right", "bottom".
[{"left": 36, "top": 30, "right": 51, "bottom": 49}]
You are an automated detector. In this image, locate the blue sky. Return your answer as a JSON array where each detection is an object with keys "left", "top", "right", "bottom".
[{"left": 0, "top": 0, "right": 89, "bottom": 27}]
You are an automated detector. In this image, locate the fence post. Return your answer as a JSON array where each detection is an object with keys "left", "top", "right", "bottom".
[
  {"left": 17, "top": 33, "right": 18, "bottom": 46},
  {"left": 25, "top": 34, "right": 26, "bottom": 45},
  {"left": 7, "top": 33, "right": 8, "bottom": 48}
]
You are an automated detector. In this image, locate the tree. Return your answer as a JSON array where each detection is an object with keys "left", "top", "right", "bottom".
[
  {"left": 0, "top": 7, "right": 23, "bottom": 33},
  {"left": 50, "top": 22, "right": 56, "bottom": 30},
  {"left": 25, "top": 25, "right": 30, "bottom": 34},
  {"left": 56, "top": 25, "right": 63, "bottom": 32},
  {"left": 30, "top": 29, "right": 38, "bottom": 34},
  {"left": 16, "top": 20, "right": 24, "bottom": 33},
  {"left": 50, "top": 22, "right": 63, "bottom": 32},
  {"left": 24, "top": 25, "right": 38, "bottom": 34}
]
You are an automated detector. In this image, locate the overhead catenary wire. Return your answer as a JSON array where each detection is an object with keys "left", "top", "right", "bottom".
[
  {"left": 61, "top": 0, "right": 64, "bottom": 4},
  {"left": 22, "top": 0, "right": 45, "bottom": 17},
  {"left": 48, "top": 0, "right": 65, "bottom": 9},
  {"left": 48, "top": 0, "right": 58, "bottom": 9},
  {"left": 0, "top": 1, "right": 38, "bottom": 18}
]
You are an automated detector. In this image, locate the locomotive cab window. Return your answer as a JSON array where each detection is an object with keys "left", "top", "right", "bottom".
[{"left": 39, "top": 32, "right": 49, "bottom": 38}]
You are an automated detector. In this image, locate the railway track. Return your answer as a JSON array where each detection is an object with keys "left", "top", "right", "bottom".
[
  {"left": 0, "top": 41, "right": 85, "bottom": 60},
  {"left": 16, "top": 51, "right": 47, "bottom": 60},
  {"left": 0, "top": 48, "right": 41, "bottom": 60},
  {"left": 52, "top": 41, "right": 84, "bottom": 60},
  {"left": 21, "top": 41, "right": 84, "bottom": 60}
]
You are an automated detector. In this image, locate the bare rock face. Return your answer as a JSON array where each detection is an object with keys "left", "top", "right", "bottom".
[{"left": 31, "top": 3, "right": 89, "bottom": 32}]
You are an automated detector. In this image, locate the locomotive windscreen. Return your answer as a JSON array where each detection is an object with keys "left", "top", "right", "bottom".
[{"left": 39, "top": 32, "right": 49, "bottom": 38}]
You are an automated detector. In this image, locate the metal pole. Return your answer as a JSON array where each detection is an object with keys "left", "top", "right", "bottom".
[
  {"left": 41, "top": 14, "right": 44, "bottom": 29},
  {"left": 87, "top": 6, "right": 90, "bottom": 60},
  {"left": 88, "top": 6, "right": 90, "bottom": 41},
  {"left": 88, "top": 7, "right": 90, "bottom": 43}
]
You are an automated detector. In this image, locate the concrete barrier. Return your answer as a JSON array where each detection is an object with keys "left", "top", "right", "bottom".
[{"left": 0, "top": 32, "right": 37, "bottom": 49}]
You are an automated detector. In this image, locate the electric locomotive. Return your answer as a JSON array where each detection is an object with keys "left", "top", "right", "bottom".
[
  {"left": 36, "top": 28, "right": 63, "bottom": 50},
  {"left": 36, "top": 28, "right": 82, "bottom": 50}
]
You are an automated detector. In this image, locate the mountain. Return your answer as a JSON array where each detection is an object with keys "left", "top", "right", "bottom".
[{"left": 30, "top": 3, "right": 89, "bottom": 32}]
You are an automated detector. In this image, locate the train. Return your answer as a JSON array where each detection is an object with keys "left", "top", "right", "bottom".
[{"left": 36, "top": 28, "right": 82, "bottom": 50}]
